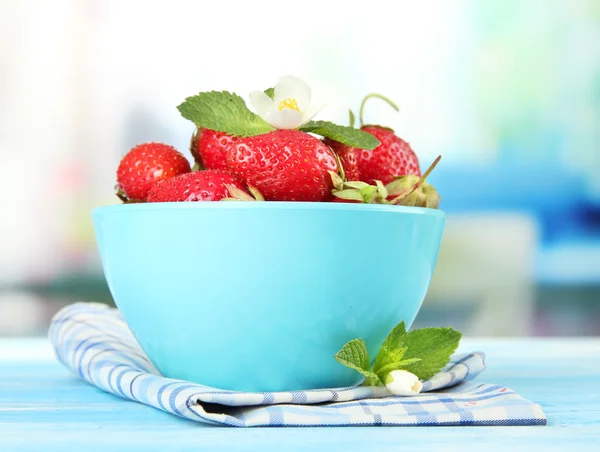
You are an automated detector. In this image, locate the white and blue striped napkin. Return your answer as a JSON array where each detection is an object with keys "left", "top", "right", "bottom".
[{"left": 48, "top": 303, "right": 546, "bottom": 427}]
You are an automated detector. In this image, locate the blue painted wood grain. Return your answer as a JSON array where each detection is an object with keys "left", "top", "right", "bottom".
[{"left": 1, "top": 338, "right": 599, "bottom": 451}]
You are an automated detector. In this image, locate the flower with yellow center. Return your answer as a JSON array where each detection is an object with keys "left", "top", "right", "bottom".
[{"left": 249, "top": 76, "right": 322, "bottom": 130}]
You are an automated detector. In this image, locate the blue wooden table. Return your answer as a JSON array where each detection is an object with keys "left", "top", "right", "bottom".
[{"left": 1, "top": 338, "right": 599, "bottom": 451}]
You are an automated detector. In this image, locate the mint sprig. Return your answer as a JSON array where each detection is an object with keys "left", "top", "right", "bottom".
[
  {"left": 300, "top": 120, "right": 380, "bottom": 150},
  {"left": 177, "top": 91, "right": 275, "bottom": 137},
  {"left": 334, "top": 321, "right": 462, "bottom": 386}
]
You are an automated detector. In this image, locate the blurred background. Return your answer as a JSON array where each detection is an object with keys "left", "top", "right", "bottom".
[{"left": 0, "top": 0, "right": 598, "bottom": 336}]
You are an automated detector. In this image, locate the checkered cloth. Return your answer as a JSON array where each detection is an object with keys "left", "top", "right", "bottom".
[{"left": 49, "top": 303, "right": 546, "bottom": 427}]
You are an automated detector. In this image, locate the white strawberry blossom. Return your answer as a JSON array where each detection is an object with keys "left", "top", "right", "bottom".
[
  {"left": 249, "top": 76, "right": 322, "bottom": 130},
  {"left": 384, "top": 370, "right": 423, "bottom": 396}
]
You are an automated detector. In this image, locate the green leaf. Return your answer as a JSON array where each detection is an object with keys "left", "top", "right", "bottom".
[
  {"left": 177, "top": 91, "right": 275, "bottom": 137},
  {"left": 333, "top": 152, "right": 346, "bottom": 181},
  {"left": 334, "top": 320, "right": 462, "bottom": 386},
  {"left": 334, "top": 339, "right": 382, "bottom": 386},
  {"left": 359, "top": 185, "right": 378, "bottom": 203},
  {"left": 375, "top": 358, "right": 422, "bottom": 380},
  {"left": 344, "top": 181, "right": 370, "bottom": 190},
  {"left": 399, "top": 327, "right": 462, "bottom": 380},
  {"left": 264, "top": 87, "right": 275, "bottom": 99},
  {"left": 375, "top": 180, "right": 388, "bottom": 199},
  {"left": 379, "top": 321, "right": 408, "bottom": 352},
  {"left": 333, "top": 189, "right": 364, "bottom": 201},
  {"left": 224, "top": 184, "right": 256, "bottom": 201},
  {"left": 247, "top": 184, "right": 265, "bottom": 201},
  {"left": 372, "top": 347, "right": 407, "bottom": 374},
  {"left": 371, "top": 322, "right": 460, "bottom": 380},
  {"left": 371, "top": 322, "right": 407, "bottom": 373},
  {"left": 361, "top": 370, "right": 382, "bottom": 387},
  {"left": 329, "top": 170, "right": 344, "bottom": 191},
  {"left": 300, "top": 120, "right": 380, "bottom": 150},
  {"left": 335, "top": 338, "right": 370, "bottom": 371}
]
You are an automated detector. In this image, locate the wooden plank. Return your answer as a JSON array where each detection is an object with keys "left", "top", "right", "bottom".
[{"left": 0, "top": 338, "right": 599, "bottom": 451}]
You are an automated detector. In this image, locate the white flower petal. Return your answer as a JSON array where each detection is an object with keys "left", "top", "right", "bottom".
[
  {"left": 274, "top": 76, "right": 311, "bottom": 111},
  {"left": 249, "top": 91, "right": 275, "bottom": 117},
  {"left": 265, "top": 109, "right": 303, "bottom": 129},
  {"left": 384, "top": 370, "right": 423, "bottom": 396},
  {"left": 300, "top": 100, "right": 326, "bottom": 124}
]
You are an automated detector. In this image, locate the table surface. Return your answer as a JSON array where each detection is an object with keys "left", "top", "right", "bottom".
[{"left": 1, "top": 338, "right": 599, "bottom": 452}]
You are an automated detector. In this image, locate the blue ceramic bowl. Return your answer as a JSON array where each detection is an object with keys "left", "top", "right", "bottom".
[{"left": 92, "top": 202, "right": 445, "bottom": 392}]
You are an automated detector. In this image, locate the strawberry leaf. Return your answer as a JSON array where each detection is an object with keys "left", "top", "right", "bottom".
[
  {"left": 344, "top": 181, "right": 370, "bottom": 190},
  {"left": 300, "top": 120, "right": 380, "bottom": 150},
  {"left": 359, "top": 185, "right": 378, "bottom": 203},
  {"left": 332, "top": 189, "right": 364, "bottom": 201},
  {"left": 177, "top": 91, "right": 275, "bottom": 137}
]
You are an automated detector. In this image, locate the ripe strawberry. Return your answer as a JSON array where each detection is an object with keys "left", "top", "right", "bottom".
[
  {"left": 355, "top": 126, "right": 420, "bottom": 185},
  {"left": 226, "top": 129, "right": 339, "bottom": 202},
  {"left": 326, "top": 94, "right": 421, "bottom": 186},
  {"left": 147, "top": 169, "right": 247, "bottom": 202},
  {"left": 191, "top": 128, "right": 238, "bottom": 170},
  {"left": 116, "top": 143, "right": 191, "bottom": 202},
  {"left": 323, "top": 138, "right": 361, "bottom": 181}
]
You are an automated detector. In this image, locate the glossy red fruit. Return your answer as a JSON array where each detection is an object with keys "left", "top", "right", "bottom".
[
  {"left": 192, "top": 128, "right": 238, "bottom": 170},
  {"left": 117, "top": 143, "right": 191, "bottom": 201},
  {"left": 323, "top": 138, "right": 361, "bottom": 182},
  {"left": 226, "top": 129, "right": 338, "bottom": 202},
  {"left": 147, "top": 169, "right": 246, "bottom": 202},
  {"left": 355, "top": 126, "right": 420, "bottom": 185}
]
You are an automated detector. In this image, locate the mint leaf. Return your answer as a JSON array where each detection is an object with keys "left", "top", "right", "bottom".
[
  {"left": 335, "top": 338, "right": 381, "bottom": 386},
  {"left": 375, "top": 358, "right": 422, "bottom": 380},
  {"left": 400, "top": 327, "right": 462, "bottom": 380},
  {"left": 264, "top": 87, "right": 275, "bottom": 99},
  {"left": 372, "top": 346, "right": 406, "bottom": 374},
  {"left": 300, "top": 120, "right": 380, "bottom": 150},
  {"left": 177, "top": 91, "right": 275, "bottom": 137},
  {"left": 372, "top": 321, "right": 407, "bottom": 373},
  {"left": 335, "top": 338, "right": 370, "bottom": 372}
]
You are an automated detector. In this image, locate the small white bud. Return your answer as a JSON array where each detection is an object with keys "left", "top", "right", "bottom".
[{"left": 384, "top": 370, "right": 423, "bottom": 396}]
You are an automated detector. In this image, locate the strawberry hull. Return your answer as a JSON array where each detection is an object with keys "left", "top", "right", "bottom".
[{"left": 92, "top": 202, "right": 445, "bottom": 392}]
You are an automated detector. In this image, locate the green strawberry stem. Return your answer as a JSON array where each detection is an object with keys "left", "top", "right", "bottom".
[
  {"left": 359, "top": 93, "right": 400, "bottom": 127},
  {"left": 389, "top": 155, "right": 441, "bottom": 204},
  {"left": 223, "top": 183, "right": 264, "bottom": 201},
  {"left": 115, "top": 185, "right": 128, "bottom": 203},
  {"left": 114, "top": 185, "right": 145, "bottom": 204},
  {"left": 335, "top": 153, "right": 346, "bottom": 182}
]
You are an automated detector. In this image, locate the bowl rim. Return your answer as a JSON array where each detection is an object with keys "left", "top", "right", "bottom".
[{"left": 92, "top": 202, "right": 445, "bottom": 218}]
